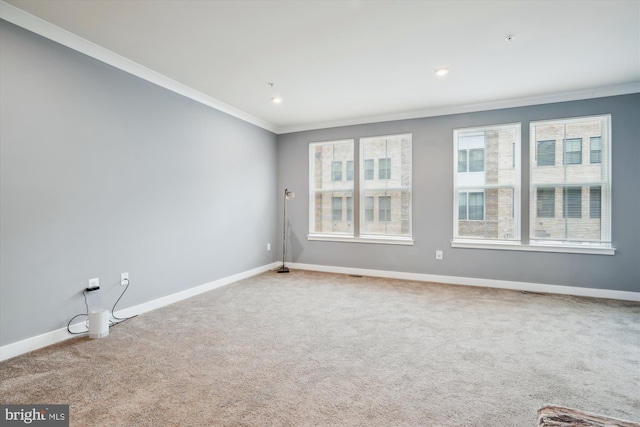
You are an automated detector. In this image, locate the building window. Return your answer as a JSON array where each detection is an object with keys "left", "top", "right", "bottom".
[
  {"left": 458, "top": 193, "right": 468, "bottom": 220},
  {"left": 590, "top": 137, "right": 602, "bottom": 164},
  {"left": 590, "top": 186, "right": 601, "bottom": 219},
  {"left": 536, "top": 187, "right": 555, "bottom": 218},
  {"left": 364, "top": 196, "right": 374, "bottom": 221},
  {"left": 469, "top": 149, "right": 485, "bottom": 172},
  {"left": 379, "top": 196, "right": 391, "bottom": 221},
  {"left": 309, "top": 135, "right": 412, "bottom": 243},
  {"left": 309, "top": 139, "right": 354, "bottom": 236},
  {"left": 459, "top": 192, "right": 485, "bottom": 221},
  {"left": 379, "top": 158, "right": 391, "bottom": 179},
  {"left": 364, "top": 159, "right": 374, "bottom": 180},
  {"left": 453, "top": 124, "right": 520, "bottom": 241},
  {"left": 458, "top": 148, "right": 485, "bottom": 172},
  {"left": 563, "top": 138, "right": 582, "bottom": 165},
  {"left": 360, "top": 134, "right": 412, "bottom": 238},
  {"left": 331, "top": 197, "right": 342, "bottom": 221},
  {"left": 457, "top": 150, "right": 468, "bottom": 173},
  {"left": 562, "top": 187, "right": 582, "bottom": 218},
  {"left": 536, "top": 140, "right": 555, "bottom": 166},
  {"left": 530, "top": 115, "right": 611, "bottom": 247},
  {"left": 346, "top": 160, "right": 354, "bottom": 181},
  {"left": 331, "top": 161, "right": 342, "bottom": 181}
]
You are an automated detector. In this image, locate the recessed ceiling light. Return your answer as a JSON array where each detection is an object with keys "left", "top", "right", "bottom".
[
  {"left": 271, "top": 97, "right": 282, "bottom": 104},
  {"left": 435, "top": 68, "right": 449, "bottom": 77},
  {"left": 505, "top": 35, "right": 515, "bottom": 42}
]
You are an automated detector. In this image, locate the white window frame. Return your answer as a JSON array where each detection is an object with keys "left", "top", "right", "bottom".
[
  {"left": 359, "top": 133, "right": 413, "bottom": 242},
  {"left": 528, "top": 114, "right": 613, "bottom": 253},
  {"left": 308, "top": 139, "right": 355, "bottom": 238},
  {"left": 308, "top": 134, "right": 413, "bottom": 245},
  {"left": 452, "top": 117, "right": 614, "bottom": 255},
  {"left": 452, "top": 123, "right": 521, "bottom": 245}
]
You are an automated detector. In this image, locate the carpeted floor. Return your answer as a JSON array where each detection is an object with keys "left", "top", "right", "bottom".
[{"left": 1, "top": 270, "right": 639, "bottom": 426}]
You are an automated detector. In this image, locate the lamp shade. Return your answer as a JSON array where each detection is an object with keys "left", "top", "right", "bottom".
[{"left": 285, "top": 189, "right": 295, "bottom": 200}]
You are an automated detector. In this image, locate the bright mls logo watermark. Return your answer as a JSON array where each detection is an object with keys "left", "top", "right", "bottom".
[{"left": 1, "top": 405, "right": 69, "bottom": 426}]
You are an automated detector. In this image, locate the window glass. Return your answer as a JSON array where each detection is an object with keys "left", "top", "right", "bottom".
[
  {"left": 536, "top": 188, "right": 555, "bottom": 219},
  {"left": 331, "top": 161, "right": 342, "bottom": 181},
  {"left": 331, "top": 197, "right": 342, "bottom": 221},
  {"left": 309, "top": 139, "right": 354, "bottom": 236},
  {"left": 564, "top": 138, "right": 582, "bottom": 165},
  {"left": 379, "top": 158, "right": 391, "bottom": 179},
  {"left": 562, "top": 187, "right": 582, "bottom": 218},
  {"left": 530, "top": 115, "right": 611, "bottom": 246},
  {"left": 537, "top": 140, "right": 556, "bottom": 166},
  {"left": 364, "top": 159, "right": 374, "bottom": 180},
  {"left": 453, "top": 124, "right": 520, "bottom": 241},
  {"left": 360, "top": 134, "right": 412, "bottom": 237},
  {"left": 590, "top": 137, "right": 602, "bottom": 164},
  {"left": 469, "top": 149, "right": 485, "bottom": 172}
]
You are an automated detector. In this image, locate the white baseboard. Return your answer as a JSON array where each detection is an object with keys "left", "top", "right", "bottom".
[
  {"left": 286, "top": 262, "right": 640, "bottom": 302},
  {"left": 0, "top": 262, "right": 280, "bottom": 362}
]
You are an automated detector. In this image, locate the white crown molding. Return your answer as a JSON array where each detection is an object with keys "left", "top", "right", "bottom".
[
  {"left": 277, "top": 82, "right": 640, "bottom": 134},
  {"left": 0, "top": 262, "right": 279, "bottom": 362},
  {"left": 0, "top": 1, "right": 277, "bottom": 134},
  {"left": 286, "top": 262, "right": 640, "bottom": 302}
]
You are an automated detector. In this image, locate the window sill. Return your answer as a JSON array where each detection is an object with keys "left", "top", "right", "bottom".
[
  {"left": 308, "top": 234, "right": 414, "bottom": 246},
  {"left": 451, "top": 240, "right": 615, "bottom": 255}
]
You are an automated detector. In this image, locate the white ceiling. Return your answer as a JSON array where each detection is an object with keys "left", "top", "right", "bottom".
[{"left": 2, "top": 0, "right": 639, "bottom": 134}]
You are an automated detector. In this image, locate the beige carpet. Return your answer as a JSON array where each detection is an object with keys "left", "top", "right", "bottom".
[{"left": 1, "top": 270, "right": 639, "bottom": 426}]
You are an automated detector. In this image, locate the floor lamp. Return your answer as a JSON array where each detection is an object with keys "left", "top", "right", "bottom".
[{"left": 278, "top": 188, "right": 295, "bottom": 273}]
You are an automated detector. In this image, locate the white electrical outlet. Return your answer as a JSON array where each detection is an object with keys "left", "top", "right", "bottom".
[
  {"left": 88, "top": 277, "right": 99, "bottom": 288},
  {"left": 436, "top": 250, "right": 443, "bottom": 260},
  {"left": 121, "top": 272, "right": 129, "bottom": 286},
  {"left": 267, "top": 243, "right": 271, "bottom": 251}
]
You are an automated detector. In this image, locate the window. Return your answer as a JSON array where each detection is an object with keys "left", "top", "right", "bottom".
[
  {"left": 458, "top": 193, "right": 467, "bottom": 220},
  {"left": 364, "top": 196, "right": 374, "bottom": 221},
  {"left": 562, "top": 187, "right": 582, "bottom": 218},
  {"left": 530, "top": 115, "right": 611, "bottom": 247},
  {"left": 332, "top": 197, "right": 342, "bottom": 221},
  {"left": 331, "top": 161, "right": 342, "bottom": 181},
  {"left": 536, "top": 188, "right": 555, "bottom": 218},
  {"left": 379, "top": 196, "right": 391, "bottom": 221},
  {"left": 469, "top": 149, "right": 485, "bottom": 172},
  {"left": 364, "top": 159, "right": 374, "bottom": 180},
  {"left": 457, "top": 150, "right": 468, "bottom": 173},
  {"left": 590, "top": 137, "right": 602, "bottom": 164},
  {"left": 459, "top": 192, "right": 484, "bottom": 220},
  {"left": 360, "top": 134, "right": 412, "bottom": 238},
  {"left": 537, "top": 140, "right": 555, "bottom": 166},
  {"left": 458, "top": 148, "right": 485, "bottom": 172},
  {"left": 453, "top": 124, "right": 520, "bottom": 242},
  {"left": 563, "top": 138, "right": 582, "bottom": 165},
  {"left": 309, "top": 134, "right": 412, "bottom": 243},
  {"left": 379, "top": 158, "right": 391, "bottom": 179},
  {"left": 309, "top": 139, "right": 354, "bottom": 235},
  {"left": 346, "top": 160, "right": 354, "bottom": 181},
  {"left": 590, "top": 187, "right": 601, "bottom": 219}
]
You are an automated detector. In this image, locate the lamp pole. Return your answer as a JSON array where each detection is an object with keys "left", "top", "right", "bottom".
[{"left": 278, "top": 188, "right": 294, "bottom": 273}]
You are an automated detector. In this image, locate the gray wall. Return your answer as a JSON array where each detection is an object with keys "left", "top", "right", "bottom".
[
  {"left": 277, "top": 94, "right": 640, "bottom": 292},
  {"left": 0, "top": 21, "right": 277, "bottom": 347}
]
